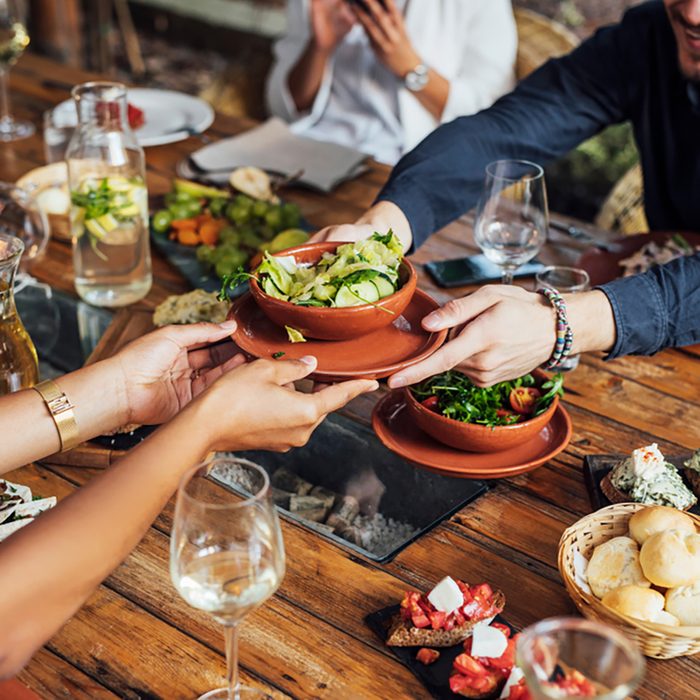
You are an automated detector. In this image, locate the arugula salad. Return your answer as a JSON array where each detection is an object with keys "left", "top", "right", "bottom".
[
  {"left": 411, "top": 371, "right": 564, "bottom": 428},
  {"left": 220, "top": 231, "right": 404, "bottom": 307}
]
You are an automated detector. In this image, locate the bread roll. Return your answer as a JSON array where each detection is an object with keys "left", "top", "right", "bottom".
[
  {"left": 654, "top": 610, "right": 681, "bottom": 627},
  {"left": 628, "top": 506, "right": 696, "bottom": 544},
  {"left": 639, "top": 530, "right": 700, "bottom": 587},
  {"left": 602, "top": 585, "right": 665, "bottom": 622},
  {"left": 587, "top": 536, "right": 650, "bottom": 599},
  {"left": 665, "top": 581, "right": 700, "bottom": 626}
]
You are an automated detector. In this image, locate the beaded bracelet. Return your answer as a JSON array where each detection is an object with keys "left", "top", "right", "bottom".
[{"left": 538, "top": 287, "right": 574, "bottom": 370}]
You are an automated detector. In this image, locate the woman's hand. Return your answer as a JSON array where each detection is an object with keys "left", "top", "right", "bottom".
[
  {"left": 108, "top": 321, "right": 243, "bottom": 427},
  {"left": 388, "top": 286, "right": 557, "bottom": 388},
  {"left": 351, "top": 0, "right": 421, "bottom": 78},
  {"left": 184, "top": 355, "right": 378, "bottom": 453},
  {"left": 310, "top": 0, "right": 356, "bottom": 53}
]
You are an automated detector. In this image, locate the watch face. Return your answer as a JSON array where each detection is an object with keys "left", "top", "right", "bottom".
[{"left": 405, "top": 65, "right": 429, "bottom": 92}]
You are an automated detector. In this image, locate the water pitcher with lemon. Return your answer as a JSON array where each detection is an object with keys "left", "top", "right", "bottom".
[{"left": 67, "top": 82, "right": 151, "bottom": 307}]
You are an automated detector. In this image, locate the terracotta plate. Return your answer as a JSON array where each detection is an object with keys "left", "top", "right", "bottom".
[
  {"left": 229, "top": 289, "right": 448, "bottom": 381},
  {"left": 372, "top": 389, "right": 572, "bottom": 479},
  {"left": 578, "top": 231, "right": 700, "bottom": 286}
]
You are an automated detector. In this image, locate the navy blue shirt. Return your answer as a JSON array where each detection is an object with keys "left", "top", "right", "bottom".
[{"left": 378, "top": 1, "right": 700, "bottom": 358}]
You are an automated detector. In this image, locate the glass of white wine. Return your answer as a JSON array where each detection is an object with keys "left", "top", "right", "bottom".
[
  {"left": 0, "top": 0, "right": 33, "bottom": 142},
  {"left": 171, "top": 457, "right": 286, "bottom": 700},
  {"left": 474, "top": 160, "right": 548, "bottom": 284}
]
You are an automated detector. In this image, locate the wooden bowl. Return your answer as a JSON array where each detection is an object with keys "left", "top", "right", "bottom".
[
  {"left": 249, "top": 241, "right": 417, "bottom": 341},
  {"left": 558, "top": 503, "right": 700, "bottom": 659},
  {"left": 404, "top": 369, "right": 559, "bottom": 453}
]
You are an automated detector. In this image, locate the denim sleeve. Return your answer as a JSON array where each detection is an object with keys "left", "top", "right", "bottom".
[
  {"left": 598, "top": 253, "right": 700, "bottom": 358},
  {"left": 377, "top": 6, "right": 647, "bottom": 249}
]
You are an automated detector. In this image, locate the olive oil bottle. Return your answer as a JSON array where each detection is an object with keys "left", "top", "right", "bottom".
[{"left": 0, "top": 234, "right": 38, "bottom": 395}]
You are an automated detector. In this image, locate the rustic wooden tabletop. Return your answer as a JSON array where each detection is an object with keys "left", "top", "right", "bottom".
[{"left": 3, "top": 54, "right": 700, "bottom": 700}]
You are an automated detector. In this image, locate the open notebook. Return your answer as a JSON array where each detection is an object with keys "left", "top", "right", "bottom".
[{"left": 181, "top": 117, "right": 369, "bottom": 192}]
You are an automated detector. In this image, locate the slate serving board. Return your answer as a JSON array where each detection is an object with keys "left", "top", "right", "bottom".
[
  {"left": 583, "top": 454, "right": 700, "bottom": 515},
  {"left": 365, "top": 605, "right": 514, "bottom": 700}
]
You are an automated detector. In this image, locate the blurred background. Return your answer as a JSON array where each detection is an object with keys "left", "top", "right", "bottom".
[{"left": 28, "top": 0, "right": 644, "bottom": 224}]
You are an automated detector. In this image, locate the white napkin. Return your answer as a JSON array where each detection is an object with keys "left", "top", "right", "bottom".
[{"left": 186, "top": 117, "right": 369, "bottom": 193}]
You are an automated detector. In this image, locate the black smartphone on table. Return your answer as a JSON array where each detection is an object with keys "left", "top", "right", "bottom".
[{"left": 425, "top": 254, "right": 545, "bottom": 288}]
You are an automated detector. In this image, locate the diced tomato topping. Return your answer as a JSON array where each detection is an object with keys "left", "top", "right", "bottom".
[
  {"left": 449, "top": 673, "right": 473, "bottom": 694},
  {"left": 487, "top": 637, "right": 516, "bottom": 671},
  {"left": 491, "top": 622, "right": 511, "bottom": 638},
  {"left": 509, "top": 386, "right": 541, "bottom": 415},
  {"left": 420, "top": 396, "right": 440, "bottom": 412},
  {"left": 507, "top": 681, "right": 531, "bottom": 700},
  {"left": 411, "top": 611, "right": 431, "bottom": 628},
  {"left": 454, "top": 653, "right": 488, "bottom": 678},
  {"left": 472, "top": 583, "right": 494, "bottom": 600},
  {"left": 429, "top": 610, "right": 447, "bottom": 630},
  {"left": 416, "top": 648, "right": 440, "bottom": 665},
  {"left": 450, "top": 672, "right": 498, "bottom": 695}
]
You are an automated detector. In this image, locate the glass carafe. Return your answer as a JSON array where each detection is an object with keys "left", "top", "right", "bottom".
[
  {"left": 66, "top": 82, "right": 151, "bottom": 307},
  {"left": 0, "top": 233, "right": 38, "bottom": 395}
]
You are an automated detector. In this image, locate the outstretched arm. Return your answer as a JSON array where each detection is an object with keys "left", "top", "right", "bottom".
[{"left": 0, "top": 356, "right": 377, "bottom": 677}]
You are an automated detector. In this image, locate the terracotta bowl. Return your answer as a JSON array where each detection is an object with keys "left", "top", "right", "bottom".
[
  {"left": 404, "top": 369, "right": 560, "bottom": 453},
  {"left": 249, "top": 241, "right": 417, "bottom": 341}
]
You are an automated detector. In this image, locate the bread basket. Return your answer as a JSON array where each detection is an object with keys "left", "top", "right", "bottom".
[{"left": 558, "top": 502, "right": 700, "bottom": 659}]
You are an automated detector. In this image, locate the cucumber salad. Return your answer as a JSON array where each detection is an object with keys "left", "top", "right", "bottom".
[{"left": 242, "top": 231, "right": 404, "bottom": 308}]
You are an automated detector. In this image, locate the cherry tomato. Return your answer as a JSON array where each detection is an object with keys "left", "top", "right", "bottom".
[
  {"left": 421, "top": 396, "right": 440, "bottom": 412},
  {"left": 509, "top": 386, "right": 542, "bottom": 415},
  {"left": 429, "top": 610, "right": 447, "bottom": 630},
  {"left": 416, "top": 648, "right": 440, "bottom": 665}
]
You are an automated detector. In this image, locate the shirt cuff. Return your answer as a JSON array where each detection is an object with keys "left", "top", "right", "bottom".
[
  {"left": 375, "top": 175, "right": 437, "bottom": 251},
  {"left": 597, "top": 272, "right": 666, "bottom": 359}
]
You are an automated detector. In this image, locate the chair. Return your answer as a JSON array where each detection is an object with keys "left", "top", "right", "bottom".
[
  {"left": 514, "top": 8, "right": 579, "bottom": 79},
  {"left": 595, "top": 163, "right": 649, "bottom": 234}
]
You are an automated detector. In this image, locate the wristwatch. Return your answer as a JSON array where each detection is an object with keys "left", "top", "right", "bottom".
[{"left": 404, "top": 63, "right": 429, "bottom": 93}]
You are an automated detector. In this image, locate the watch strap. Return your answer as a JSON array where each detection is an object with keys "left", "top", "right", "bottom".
[{"left": 33, "top": 379, "right": 80, "bottom": 452}]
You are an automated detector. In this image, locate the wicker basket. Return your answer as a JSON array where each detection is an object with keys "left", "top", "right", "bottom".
[
  {"left": 558, "top": 502, "right": 700, "bottom": 659},
  {"left": 595, "top": 163, "right": 649, "bottom": 235},
  {"left": 514, "top": 8, "right": 579, "bottom": 80}
]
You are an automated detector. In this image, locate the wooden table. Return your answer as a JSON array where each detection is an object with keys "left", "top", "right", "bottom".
[{"left": 4, "top": 54, "right": 700, "bottom": 700}]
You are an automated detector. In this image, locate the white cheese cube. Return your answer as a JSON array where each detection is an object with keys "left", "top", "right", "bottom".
[
  {"left": 471, "top": 623, "right": 508, "bottom": 659},
  {"left": 427, "top": 576, "right": 463, "bottom": 615},
  {"left": 499, "top": 667, "right": 525, "bottom": 698}
]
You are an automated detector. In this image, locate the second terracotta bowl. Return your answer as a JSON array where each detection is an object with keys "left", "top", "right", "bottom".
[
  {"left": 404, "top": 370, "right": 559, "bottom": 453},
  {"left": 249, "top": 241, "right": 417, "bottom": 341}
]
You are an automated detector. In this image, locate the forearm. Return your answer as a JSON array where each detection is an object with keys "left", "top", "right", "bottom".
[
  {"left": 409, "top": 68, "right": 449, "bottom": 121},
  {"left": 287, "top": 39, "right": 332, "bottom": 113},
  {"left": 355, "top": 200, "right": 412, "bottom": 252},
  {"left": 0, "top": 359, "right": 127, "bottom": 474},
  {"left": 0, "top": 418, "right": 210, "bottom": 677},
  {"left": 597, "top": 253, "right": 700, "bottom": 358},
  {"left": 566, "top": 290, "right": 617, "bottom": 355}
]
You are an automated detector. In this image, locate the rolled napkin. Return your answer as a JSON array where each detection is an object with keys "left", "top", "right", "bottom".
[
  {"left": 0, "top": 479, "right": 57, "bottom": 541},
  {"left": 181, "top": 117, "right": 368, "bottom": 193}
]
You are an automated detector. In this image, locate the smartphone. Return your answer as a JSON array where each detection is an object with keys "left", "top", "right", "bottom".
[
  {"left": 346, "top": 0, "right": 387, "bottom": 11},
  {"left": 425, "top": 254, "right": 545, "bottom": 288}
]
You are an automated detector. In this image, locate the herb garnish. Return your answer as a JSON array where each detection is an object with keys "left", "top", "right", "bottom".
[
  {"left": 411, "top": 370, "right": 564, "bottom": 428},
  {"left": 272, "top": 351, "right": 285, "bottom": 359}
]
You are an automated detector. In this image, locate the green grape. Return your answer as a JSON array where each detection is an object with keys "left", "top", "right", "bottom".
[
  {"left": 196, "top": 244, "right": 216, "bottom": 264},
  {"left": 182, "top": 200, "right": 202, "bottom": 217},
  {"left": 281, "top": 202, "right": 301, "bottom": 229},
  {"left": 209, "top": 197, "right": 229, "bottom": 217},
  {"left": 257, "top": 224, "right": 275, "bottom": 242},
  {"left": 252, "top": 200, "right": 269, "bottom": 218},
  {"left": 264, "top": 206, "right": 283, "bottom": 232},
  {"left": 234, "top": 194, "right": 254, "bottom": 210},
  {"left": 241, "top": 228, "right": 263, "bottom": 249},
  {"left": 226, "top": 202, "right": 252, "bottom": 225},
  {"left": 215, "top": 250, "right": 248, "bottom": 278},
  {"left": 151, "top": 209, "right": 172, "bottom": 234},
  {"left": 168, "top": 203, "right": 193, "bottom": 220},
  {"left": 219, "top": 226, "right": 242, "bottom": 246}
]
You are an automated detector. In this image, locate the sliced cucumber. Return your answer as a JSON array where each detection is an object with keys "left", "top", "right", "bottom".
[
  {"left": 334, "top": 285, "right": 365, "bottom": 308},
  {"left": 372, "top": 274, "right": 396, "bottom": 298},
  {"left": 350, "top": 280, "right": 380, "bottom": 303},
  {"left": 262, "top": 276, "right": 288, "bottom": 300}
]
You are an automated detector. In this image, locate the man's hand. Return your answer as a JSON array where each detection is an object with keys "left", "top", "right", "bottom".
[
  {"left": 350, "top": 0, "right": 421, "bottom": 78},
  {"left": 388, "top": 286, "right": 557, "bottom": 388}
]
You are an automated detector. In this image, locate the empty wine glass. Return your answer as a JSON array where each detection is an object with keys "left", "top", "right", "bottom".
[
  {"left": 170, "top": 457, "right": 285, "bottom": 700},
  {"left": 0, "top": 182, "right": 49, "bottom": 271},
  {"left": 0, "top": 0, "right": 33, "bottom": 142},
  {"left": 517, "top": 617, "right": 645, "bottom": 700},
  {"left": 474, "top": 160, "right": 548, "bottom": 284}
]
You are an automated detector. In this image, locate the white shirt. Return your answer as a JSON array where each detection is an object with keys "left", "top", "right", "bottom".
[{"left": 266, "top": 0, "right": 518, "bottom": 164}]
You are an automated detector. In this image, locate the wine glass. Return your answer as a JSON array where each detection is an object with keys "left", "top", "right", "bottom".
[
  {"left": 170, "top": 457, "right": 285, "bottom": 700},
  {"left": 0, "top": 182, "right": 49, "bottom": 272},
  {"left": 474, "top": 160, "right": 548, "bottom": 284},
  {"left": 517, "top": 617, "right": 645, "bottom": 700},
  {"left": 0, "top": 0, "right": 33, "bottom": 142}
]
